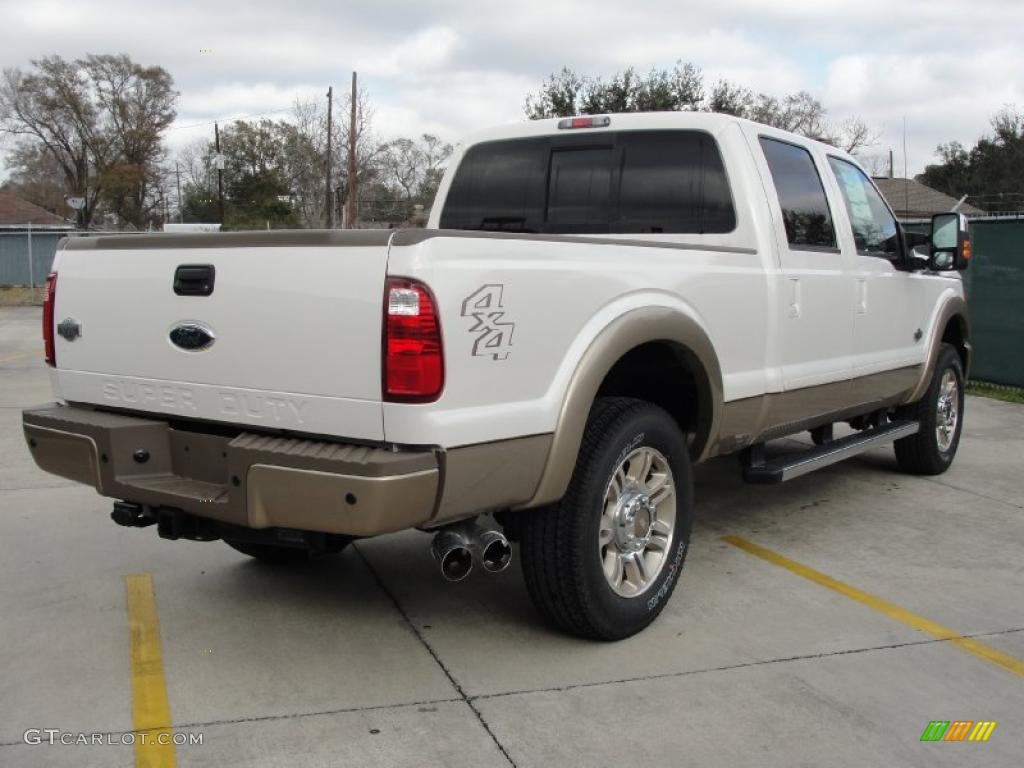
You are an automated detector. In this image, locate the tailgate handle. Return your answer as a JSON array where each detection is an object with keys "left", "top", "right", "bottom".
[{"left": 173, "top": 264, "right": 216, "bottom": 296}]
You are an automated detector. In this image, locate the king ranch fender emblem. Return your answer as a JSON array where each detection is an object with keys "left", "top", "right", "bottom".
[
  {"left": 461, "top": 284, "right": 515, "bottom": 360},
  {"left": 57, "top": 318, "right": 82, "bottom": 341}
]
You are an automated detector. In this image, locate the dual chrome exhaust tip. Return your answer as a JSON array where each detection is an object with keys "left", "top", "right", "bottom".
[{"left": 430, "top": 521, "right": 512, "bottom": 582}]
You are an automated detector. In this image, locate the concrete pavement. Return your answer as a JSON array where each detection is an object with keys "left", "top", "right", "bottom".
[{"left": 1, "top": 305, "right": 1021, "bottom": 767}]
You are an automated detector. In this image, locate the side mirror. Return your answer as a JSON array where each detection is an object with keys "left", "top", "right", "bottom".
[{"left": 929, "top": 212, "right": 970, "bottom": 271}]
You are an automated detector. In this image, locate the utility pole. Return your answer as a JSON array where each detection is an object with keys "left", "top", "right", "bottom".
[
  {"left": 325, "top": 86, "right": 334, "bottom": 228},
  {"left": 175, "top": 162, "right": 184, "bottom": 223},
  {"left": 215, "top": 122, "right": 225, "bottom": 226},
  {"left": 345, "top": 71, "right": 358, "bottom": 229}
]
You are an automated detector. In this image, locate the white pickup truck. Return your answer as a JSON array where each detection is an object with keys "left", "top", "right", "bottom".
[{"left": 23, "top": 112, "right": 971, "bottom": 639}]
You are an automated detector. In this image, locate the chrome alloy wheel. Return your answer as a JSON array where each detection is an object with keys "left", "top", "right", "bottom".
[
  {"left": 599, "top": 446, "right": 676, "bottom": 598},
  {"left": 936, "top": 369, "right": 960, "bottom": 452}
]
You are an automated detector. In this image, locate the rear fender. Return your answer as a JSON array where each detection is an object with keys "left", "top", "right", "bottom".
[{"left": 523, "top": 306, "right": 722, "bottom": 507}]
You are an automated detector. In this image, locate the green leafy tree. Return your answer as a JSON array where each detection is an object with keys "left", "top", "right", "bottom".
[
  {"left": 526, "top": 63, "right": 703, "bottom": 118},
  {"left": 525, "top": 64, "right": 876, "bottom": 153},
  {"left": 225, "top": 168, "right": 297, "bottom": 230},
  {"left": 217, "top": 119, "right": 298, "bottom": 229},
  {"left": 919, "top": 109, "right": 1024, "bottom": 212}
]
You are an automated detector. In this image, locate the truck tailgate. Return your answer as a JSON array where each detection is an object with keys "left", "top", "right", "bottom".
[{"left": 50, "top": 231, "right": 392, "bottom": 441}]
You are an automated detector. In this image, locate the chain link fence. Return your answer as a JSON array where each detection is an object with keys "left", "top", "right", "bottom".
[{"left": 0, "top": 228, "right": 149, "bottom": 305}]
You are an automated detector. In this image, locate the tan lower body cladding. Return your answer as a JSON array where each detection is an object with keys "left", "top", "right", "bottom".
[
  {"left": 21, "top": 403, "right": 553, "bottom": 537},
  {"left": 714, "top": 365, "right": 923, "bottom": 455}
]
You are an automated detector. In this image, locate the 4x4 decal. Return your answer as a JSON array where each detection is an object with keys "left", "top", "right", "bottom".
[{"left": 461, "top": 284, "right": 515, "bottom": 360}]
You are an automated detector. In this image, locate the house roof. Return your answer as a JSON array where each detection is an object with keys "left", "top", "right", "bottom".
[
  {"left": 0, "top": 191, "right": 73, "bottom": 228},
  {"left": 872, "top": 177, "right": 984, "bottom": 219}
]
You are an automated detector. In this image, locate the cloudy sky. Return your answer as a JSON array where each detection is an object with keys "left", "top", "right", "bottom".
[{"left": 2, "top": 0, "right": 1022, "bottom": 175}]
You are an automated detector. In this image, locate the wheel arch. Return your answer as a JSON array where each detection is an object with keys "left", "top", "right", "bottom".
[
  {"left": 941, "top": 311, "right": 970, "bottom": 376},
  {"left": 907, "top": 295, "right": 970, "bottom": 403},
  {"left": 522, "top": 307, "right": 722, "bottom": 508}
]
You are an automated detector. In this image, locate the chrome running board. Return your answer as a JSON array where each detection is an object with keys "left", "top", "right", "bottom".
[{"left": 742, "top": 421, "right": 920, "bottom": 484}]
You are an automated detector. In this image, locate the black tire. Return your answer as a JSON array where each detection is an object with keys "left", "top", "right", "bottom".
[
  {"left": 224, "top": 537, "right": 350, "bottom": 564},
  {"left": 894, "top": 343, "right": 965, "bottom": 475},
  {"left": 519, "top": 397, "right": 694, "bottom": 640}
]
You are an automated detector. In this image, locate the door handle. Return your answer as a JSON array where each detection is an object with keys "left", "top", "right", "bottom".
[
  {"left": 788, "top": 278, "right": 801, "bottom": 319},
  {"left": 857, "top": 278, "right": 867, "bottom": 314},
  {"left": 173, "top": 264, "right": 216, "bottom": 296}
]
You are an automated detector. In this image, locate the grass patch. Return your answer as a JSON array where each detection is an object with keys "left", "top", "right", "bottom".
[
  {"left": 0, "top": 284, "right": 45, "bottom": 306},
  {"left": 967, "top": 382, "right": 1024, "bottom": 405}
]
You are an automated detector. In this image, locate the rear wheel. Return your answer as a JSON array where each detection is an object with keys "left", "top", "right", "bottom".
[
  {"left": 894, "top": 343, "right": 965, "bottom": 475},
  {"left": 519, "top": 397, "right": 693, "bottom": 640},
  {"left": 224, "top": 537, "right": 351, "bottom": 564}
]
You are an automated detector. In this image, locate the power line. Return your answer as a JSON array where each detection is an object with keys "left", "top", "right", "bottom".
[{"left": 168, "top": 106, "right": 295, "bottom": 132}]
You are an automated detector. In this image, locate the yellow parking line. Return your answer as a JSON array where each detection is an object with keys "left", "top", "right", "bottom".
[
  {"left": 722, "top": 535, "right": 1024, "bottom": 678},
  {"left": 124, "top": 573, "right": 176, "bottom": 768},
  {"left": 0, "top": 350, "right": 40, "bottom": 364}
]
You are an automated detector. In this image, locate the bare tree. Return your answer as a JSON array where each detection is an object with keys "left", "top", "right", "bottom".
[
  {"left": 377, "top": 133, "right": 454, "bottom": 209},
  {"left": 284, "top": 89, "right": 382, "bottom": 227},
  {"left": 176, "top": 138, "right": 215, "bottom": 191},
  {"left": 0, "top": 57, "right": 104, "bottom": 226},
  {"left": 858, "top": 152, "right": 894, "bottom": 177},
  {"left": 0, "top": 54, "right": 176, "bottom": 228},
  {"left": 779, "top": 92, "right": 829, "bottom": 137},
  {"left": 833, "top": 116, "right": 880, "bottom": 155},
  {"left": 340, "top": 84, "right": 384, "bottom": 225},
  {"left": 286, "top": 97, "right": 330, "bottom": 226},
  {"left": 87, "top": 54, "right": 177, "bottom": 228},
  {"left": 416, "top": 134, "right": 454, "bottom": 204}
]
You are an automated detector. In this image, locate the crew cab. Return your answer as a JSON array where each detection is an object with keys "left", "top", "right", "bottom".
[{"left": 23, "top": 112, "right": 971, "bottom": 639}]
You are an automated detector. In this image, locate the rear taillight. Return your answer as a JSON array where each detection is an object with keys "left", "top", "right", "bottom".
[
  {"left": 43, "top": 272, "right": 57, "bottom": 366},
  {"left": 383, "top": 277, "right": 444, "bottom": 402}
]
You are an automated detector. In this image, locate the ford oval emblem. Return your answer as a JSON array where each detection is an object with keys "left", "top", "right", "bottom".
[{"left": 170, "top": 323, "right": 216, "bottom": 352}]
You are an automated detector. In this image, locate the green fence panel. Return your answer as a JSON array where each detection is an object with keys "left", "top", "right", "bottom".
[{"left": 965, "top": 219, "right": 1024, "bottom": 387}]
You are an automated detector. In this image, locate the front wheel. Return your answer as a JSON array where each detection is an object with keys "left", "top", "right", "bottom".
[
  {"left": 894, "top": 343, "right": 965, "bottom": 475},
  {"left": 518, "top": 397, "right": 693, "bottom": 640}
]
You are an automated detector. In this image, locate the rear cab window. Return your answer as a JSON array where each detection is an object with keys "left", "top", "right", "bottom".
[
  {"left": 439, "top": 130, "right": 736, "bottom": 235},
  {"left": 758, "top": 137, "right": 836, "bottom": 251}
]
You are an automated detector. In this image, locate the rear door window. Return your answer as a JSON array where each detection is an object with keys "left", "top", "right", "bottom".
[
  {"left": 759, "top": 137, "right": 836, "bottom": 250},
  {"left": 439, "top": 130, "right": 736, "bottom": 235}
]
